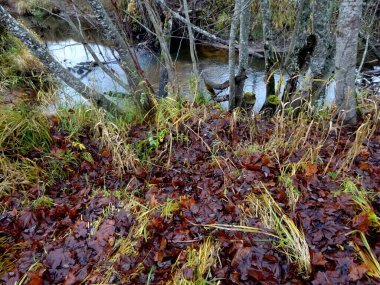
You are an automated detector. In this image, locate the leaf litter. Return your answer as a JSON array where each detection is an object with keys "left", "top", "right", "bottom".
[{"left": 0, "top": 106, "right": 379, "bottom": 284}]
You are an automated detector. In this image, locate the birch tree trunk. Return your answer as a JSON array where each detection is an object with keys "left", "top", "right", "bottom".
[
  {"left": 157, "top": 16, "right": 173, "bottom": 98},
  {"left": 235, "top": 0, "right": 251, "bottom": 108},
  {"left": 335, "top": 0, "right": 363, "bottom": 125},
  {"left": 182, "top": 0, "right": 198, "bottom": 74},
  {"left": 259, "top": 0, "right": 276, "bottom": 107},
  {"left": 85, "top": 0, "right": 154, "bottom": 112},
  {"left": 0, "top": 5, "right": 122, "bottom": 114},
  {"left": 228, "top": 0, "right": 241, "bottom": 111},
  {"left": 58, "top": 3, "right": 130, "bottom": 92}
]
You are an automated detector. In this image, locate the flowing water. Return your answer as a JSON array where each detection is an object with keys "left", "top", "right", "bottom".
[
  {"left": 24, "top": 15, "right": 341, "bottom": 113},
  {"left": 46, "top": 39, "right": 284, "bottom": 112}
]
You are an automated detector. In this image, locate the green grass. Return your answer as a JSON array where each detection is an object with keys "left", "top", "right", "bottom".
[
  {"left": 343, "top": 179, "right": 380, "bottom": 230},
  {"left": 0, "top": 104, "right": 51, "bottom": 155},
  {"left": 0, "top": 27, "right": 53, "bottom": 94},
  {"left": 56, "top": 105, "right": 98, "bottom": 139},
  {"left": 0, "top": 27, "right": 26, "bottom": 90},
  {"left": 32, "top": 195, "right": 54, "bottom": 209}
]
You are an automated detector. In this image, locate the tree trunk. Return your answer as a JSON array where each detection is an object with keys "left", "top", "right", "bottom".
[
  {"left": 183, "top": 0, "right": 198, "bottom": 75},
  {"left": 295, "top": 0, "right": 335, "bottom": 104},
  {"left": 259, "top": 0, "right": 276, "bottom": 113},
  {"left": 85, "top": 0, "right": 154, "bottom": 112},
  {"left": 235, "top": 0, "right": 251, "bottom": 108},
  {"left": 0, "top": 5, "right": 123, "bottom": 114},
  {"left": 157, "top": 16, "right": 173, "bottom": 98},
  {"left": 182, "top": 0, "right": 210, "bottom": 99},
  {"left": 282, "top": 0, "right": 312, "bottom": 101},
  {"left": 142, "top": 0, "right": 177, "bottom": 96},
  {"left": 58, "top": 3, "right": 130, "bottom": 92},
  {"left": 335, "top": 0, "right": 363, "bottom": 125},
  {"left": 228, "top": 0, "right": 241, "bottom": 111},
  {"left": 135, "top": 0, "right": 153, "bottom": 33},
  {"left": 156, "top": 1, "right": 263, "bottom": 59}
]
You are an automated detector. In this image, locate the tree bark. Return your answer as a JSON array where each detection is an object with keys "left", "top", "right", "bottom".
[
  {"left": 57, "top": 4, "right": 130, "bottom": 91},
  {"left": 85, "top": 0, "right": 154, "bottom": 111},
  {"left": 283, "top": 0, "right": 312, "bottom": 72},
  {"left": 335, "top": 0, "right": 363, "bottom": 125},
  {"left": 259, "top": 0, "right": 276, "bottom": 113},
  {"left": 228, "top": 0, "right": 241, "bottom": 111},
  {"left": 183, "top": 0, "right": 198, "bottom": 75},
  {"left": 235, "top": 0, "right": 251, "bottom": 108},
  {"left": 156, "top": 1, "right": 264, "bottom": 59},
  {"left": 282, "top": 0, "right": 312, "bottom": 101},
  {"left": 142, "top": 0, "right": 177, "bottom": 96},
  {"left": 157, "top": 16, "right": 173, "bottom": 98},
  {"left": 0, "top": 5, "right": 123, "bottom": 114},
  {"left": 182, "top": 0, "right": 210, "bottom": 99},
  {"left": 295, "top": 0, "right": 335, "bottom": 104}
]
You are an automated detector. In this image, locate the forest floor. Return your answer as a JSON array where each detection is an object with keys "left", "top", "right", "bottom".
[{"left": 1, "top": 100, "right": 380, "bottom": 285}]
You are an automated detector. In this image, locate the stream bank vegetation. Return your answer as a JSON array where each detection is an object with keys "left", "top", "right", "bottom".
[
  {"left": 1, "top": 90, "right": 379, "bottom": 283},
  {"left": 1, "top": 0, "right": 380, "bottom": 284}
]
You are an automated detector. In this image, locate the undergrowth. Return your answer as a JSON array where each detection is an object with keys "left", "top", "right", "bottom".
[
  {"left": 0, "top": 27, "right": 54, "bottom": 97},
  {"left": 0, "top": 93, "right": 379, "bottom": 284},
  {"left": 246, "top": 186, "right": 311, "bottom": 278},
  {"left": 0, "top": 104, "right": 51, "bottom": 154}
]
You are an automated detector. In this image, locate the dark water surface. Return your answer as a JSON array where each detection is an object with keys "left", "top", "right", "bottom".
[{"left": 46, "top": 38, "right": 285, "bottom": 111}]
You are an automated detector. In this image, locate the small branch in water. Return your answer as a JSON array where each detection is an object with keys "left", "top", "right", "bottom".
[
  {"left": 363, "top": 69, "right": 380, "bottom": 77},
  {"left": 205, "top": 73, "right": 248, "bottom": 100},
  {"left": 198, "top": 40, "right": 265, "bottom": 59},
  {"left": 205, "top": 73, "right": 247, "bottom": 91},
  {"left": 214, "top": 94, "right": 229, "bottom": 102}
]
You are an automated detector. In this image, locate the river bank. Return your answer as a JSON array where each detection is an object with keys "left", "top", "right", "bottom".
[{"left": 1, "top": 98, "right": 380, "bottom": 284}]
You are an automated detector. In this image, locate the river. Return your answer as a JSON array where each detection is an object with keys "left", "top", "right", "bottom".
[{"left": 46, "top": 39, "right": 285, "bottom": 112}]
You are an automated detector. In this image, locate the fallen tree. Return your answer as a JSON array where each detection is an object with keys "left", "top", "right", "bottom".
[
  {"left": 204, "top": 73, "right": 248, "bottom": 98},
  {"left": 0, "top": 5, "right": 123, "bottom": 114},
  {"left": 155, "top": 0, "right": 264, "bottom": 59}
]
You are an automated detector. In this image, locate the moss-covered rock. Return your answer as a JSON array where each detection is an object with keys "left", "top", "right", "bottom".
[
  {"left": 243, "top": 92, "right": 256, "bottom": 105},
  {"left": 267, "top": 94, "right": 280, "bottom": 105}
]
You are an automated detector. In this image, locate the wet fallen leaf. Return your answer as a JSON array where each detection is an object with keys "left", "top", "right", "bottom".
[
  {"left": 305, "top": 163, "right": 318, "bottom": 177},
  {"left": 352, "top": 212, "right": 370, "bottom": 232},
  {"left": 348, "top": 264, "right": 368, "bottom": 281}
]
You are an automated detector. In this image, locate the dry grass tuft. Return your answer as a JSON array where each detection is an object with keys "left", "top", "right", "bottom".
[
  {"left": 279, "top": 166, "right": 300, "bottom": 212},
  {"left": 352, "top": 232, "right": 380, "bottom": 279},
  {"left": 343, "top": 179, "right": 380, "bottom": 230},
  {"left": 339, "top": 107, "right": 379, "bottom": 172},
  {"left": 171, "top": 237, "right": 220, "bottom": 284},
  {"left": 57, "top": 105, "right": 139, "bottom": 173},
  {"left": 246, "top": 187, "right": 311, "bottom": 278},
  {"left": 0, "top": 105, "right": 51, "bottom": 154},
  {"left": 0, "top": 155, "right": 42, "bottom": 198},
  {"left": 101, "top": 195, "right": 183, "bottom": 283},
  {"left": 93, "top": 109, "right": 139, "bottom": 173}
]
